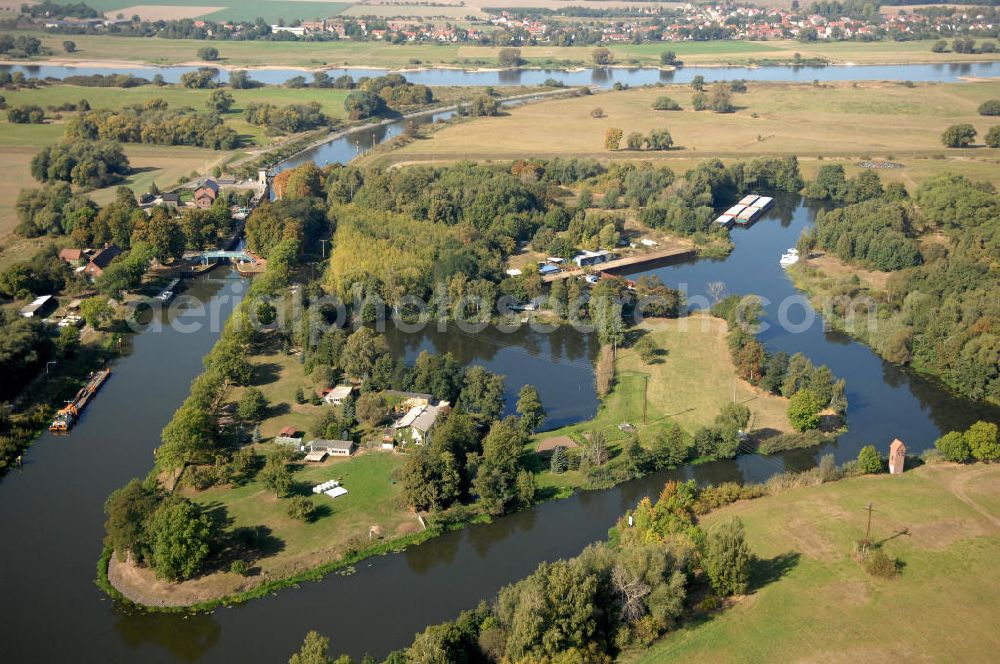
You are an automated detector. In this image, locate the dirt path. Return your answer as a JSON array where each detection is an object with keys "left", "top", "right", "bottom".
[{"left": 939, "top": 464, "right": 1000, "bottom": 529}]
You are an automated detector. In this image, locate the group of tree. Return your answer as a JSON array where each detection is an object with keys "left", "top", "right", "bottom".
[
  {"left": 30, "top": 140, "right": 130, "bottom": 189},
  {"left": 806, "top": 197, "right": 923, "bottom": 271},
  {"left": 802, "top": 163, "right": 902, "bottom": 204},
  {"left": 0, "top": 34, "right": 42, "bottom": 58},
  {"left": 457, "top": 94, "right": 500, "bottom": 118},
  {"left": 293, "top": 479, "right": 754, "bottom": 663},
  {"left": 7, "top": 104, "right": 46, "bottom": 124},
  {"left": 242, "top": 101, "right": 328, "bottom": 133},
  {"left": 935, "top": 420, "right": 1000, "bottom": 463},
  {"left": 714, "top": 294, "right": 847, "bottom": 435},
  {"left": 65, "top": 99, "right": 240, "bottom": 149},
  {"left": 623, "top": 128, "right": 674, "bottom": 151},
  {"left": 103, "top": 478, "right": 218, "bottom": 582},
  {"left": 801, "top": 171, "right": 1000, "bottom": 404},
  {"left": 343, "top": 74, "right": 432, "bottom": 120}
]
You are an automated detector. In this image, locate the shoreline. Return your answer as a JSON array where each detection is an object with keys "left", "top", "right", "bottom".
[{"left": 4, "top": 56, "right": 1000, "bottom": 74}]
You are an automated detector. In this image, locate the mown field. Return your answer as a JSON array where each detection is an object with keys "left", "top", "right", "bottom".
[
  {"left": 74, "top": 0, "right": 353, "bottom": 23},
  {"left": 7, "top": 32, "right": 999, "bottom": 68},
  {"left": 533, "top": 314, "right": 791, "bottom": 496},
  {"left": 377, "top": 80, "right": 1000, "bottom": 183},
  {"left": 629, "top": 462, "right": 1000, "bottom": 663}
]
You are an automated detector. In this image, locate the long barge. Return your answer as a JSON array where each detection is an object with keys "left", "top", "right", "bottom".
[{"left": 49, "top": 368, "right": 111, "bottom": 432}]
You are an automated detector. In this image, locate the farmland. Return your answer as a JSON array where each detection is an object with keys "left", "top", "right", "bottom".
[
  {"left": 7, "top": 32, "right": 1000, "bottom": 69},
  {"left": 375, "top": 79, "right": 1000, "bottom": 185},
  {"left": 69, "top": 1, "right": 353, "bottom": 23},
  {"left": 630, "top": 462, "right": 1000, "bottom": 663}
]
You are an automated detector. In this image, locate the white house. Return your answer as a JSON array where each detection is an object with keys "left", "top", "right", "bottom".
[
  {"left": 322, "top": 385, "right": 354, "bottom": 405},
  {"left": 307, "top": 439, "right": 356, "bottom": 456}
]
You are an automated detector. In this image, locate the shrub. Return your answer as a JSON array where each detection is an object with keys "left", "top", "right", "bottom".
[
  {"left": 977, "top": 99, "right": 1000, "bottom": 116},
  {"left": 705, "top": 517, "right": 752, "bottom": 596},
  {"left": 230, "top": 559, "right": 249, "bottom": 575},
  {"left": 287, "top": 495, "right": 316, "bottom": 522},
  {"left": 985, "top": 126, "right": 1000, "bottom": 149},
  {"left": 857, "top": 445, "right": 883, "bottom": 474},
  {"left": 934, "top": 430, "right": 970, "bottom": 462},
  {"left": 652, "top": 96, "right": 681, "bottom": 111},
  {"left": 863, "top": 548, "right": 899, "bottom": 579}
]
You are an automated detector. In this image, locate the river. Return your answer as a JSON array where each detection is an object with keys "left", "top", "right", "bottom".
[
  {"left": 2, "top": 192, "right": 997, "bottom": 662},
  {"left": 4, "top": 44, "right": 1000, "bottom": 664},
  {"left": 3, "top": 59, "right": 999, "bottom": 88}
]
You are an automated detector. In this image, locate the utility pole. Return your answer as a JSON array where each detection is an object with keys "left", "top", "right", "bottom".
[
  {"left": 642, "top": 374, "right": 648, "bottom": 425},
  {"left": 863, "top": 501, "right": 874, "bottom": 552}
]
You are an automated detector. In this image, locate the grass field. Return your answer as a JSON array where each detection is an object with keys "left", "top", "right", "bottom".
[
  {"left": 533, "top": 314, "right": 790, "bottom": 495},
  {"left": 629, "top": 462, "right": 1000, "bottom": 663},
  {"left": 79, "top": 0, "right": 353, "bottom": 23},
  {"left": 378, "top": 80, "right": 1000, "bottom": 179},
  {"left": 8, "top": 32, "right": 999, "bottom": 68}
]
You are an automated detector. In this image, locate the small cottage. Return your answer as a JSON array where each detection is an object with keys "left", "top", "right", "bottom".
[
  {"left": 194, "top": 179, "right": 219, "bottom": 209},
  {"left": 308, "top": 439, "right": 356, "bottom": 457},
  {"left": 322, "top": 385, "right": 354, "bottom": 406},
  {"left": 275, "top": 426, "right": 304, "bottom": 448},
  {"left": 889, "top": 439, "right": 906, "bottom": 475},
  {"left": 83, "top": 244, "right": 123, "bottom": 279}
]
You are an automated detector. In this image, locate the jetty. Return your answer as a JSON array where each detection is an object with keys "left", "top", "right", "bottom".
[{"left": 542, "top": 246, "right": 696, "bottom": 282}]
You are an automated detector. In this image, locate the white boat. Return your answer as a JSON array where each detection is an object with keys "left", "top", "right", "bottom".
[{"left": 779, "top": 248, "right": 799, "bottom": 268}]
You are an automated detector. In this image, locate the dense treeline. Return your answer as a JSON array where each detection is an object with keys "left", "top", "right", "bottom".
[
  {"left": 61, "top": 73, "right": 151, "bottom": 87},
  {"left": 714, "top": 294, "right": 847, "bottom": 438},
  {"left": 809, "top": 199, "right": 923, "bottom": 271},
  {"left": 65, "top": 99, "right": 240, "bottom": 149},
  {"left": 295, "top": 478, "right": 760, "bottom": 663},
  {"left": 30, "top": 140, "right": 130, "bottom": 188},
  {"left": 242, "top": 101, "right": 328, "bottom": 133},
  {"left": 0, "top": 245, "right": 73, "bottom": 299},
  {"left": 0, "top": 34, "right": 42, "bottom": 57},
  {"left": 799, "top": 170, "right": 1000, "bottom": 404},
  {"left": 343, "top": 74, "right": 433, "bottom": 119}
]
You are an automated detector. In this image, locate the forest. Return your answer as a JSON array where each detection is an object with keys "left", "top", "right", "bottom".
[
  {"left": 64, "top": 99, "right": 240, "bottom": 149},
  {"left": 799, "top": 170, "right": 1000, "bottom": 404}
]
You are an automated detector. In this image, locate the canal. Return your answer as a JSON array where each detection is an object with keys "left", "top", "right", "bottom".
[{"left": 1, "top": 196, "right": 997, "bottom": 663}]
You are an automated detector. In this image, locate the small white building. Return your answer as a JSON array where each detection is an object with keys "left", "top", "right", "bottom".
[
  {"left": 308, "top": 439, "right": 356, "bottom": 457},
  {"left": 275, "top": 426, "right": 304, "bottom": 448},
  {"left": 573, "top": 250, "right": 612, "bottom": 268},
  {"left": 20, "top": 295, "right": 53, "bottom": 319},
  {"left": 322, "top": 385, "right": 354, "bottom": 406}
]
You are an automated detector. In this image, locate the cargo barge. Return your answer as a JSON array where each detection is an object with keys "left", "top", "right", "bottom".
[{"left": 49, "top": 368, "right": 111, "bottom": 432}]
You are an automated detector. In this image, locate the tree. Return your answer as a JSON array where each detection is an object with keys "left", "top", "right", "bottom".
[
  {"left": 857, "top": 445, "right": 883, "bottom": 474},
  {"left": 645, "top": 128, "right": 673, "bottom": 151},
  {"left": 461, "top": 366, "right": 505, "bottom": 421},
  {"left": 935, "top": 430, "right": 970, "bottom": 463},
  {"left": 473, "top": 417, "right": 526, "bottom": 515},
  {"left": 931, "top": 39, "right": 948, "bottom": 53},
  {"left": 287, "top": 496, "right": 316, "bottom": 522},
  {"left": 592, "top": 47, "right": 613, "bottom": 65},
  {"left": 229, "top": 70, "right": 254, "bottom": 89},
  {"left": 690, "top": 75, "right": 705, "bottom": 91},
  {"left": 237, "top": 387, "right": 267, "bottom": 422},
  {"left": 985, "top": 125, "right": 1000, "bottom": 148},
  {"left": 289, "top": 631, "right": 334, "bottom": 664},
  {"left": 979, "top": 100, "right": 1000, "bottom": 116},
  {"left": 260, "top": 456, "right": 293, "bottom": 497},
  {"left": 626, "top": 131, "right": 643, "bottom": 150},
  {"left": 941, "top": 124, "right": 977, "bottom": 148},
  {"left": 207, "top": 89, "right": 234, "bottom": 114},
  {"left": 652, "top": 423, "right": 689, "bottom": 468},
  {"left": 787, "top": 389, "right": 823, "bottom": 432},
  {"left": 635, "top": 336, "right": 658, "bottom": 364},
  {"left": 197, "top": 46, "right": 219, "bottom": 61},
  {"left": 80, "top": 296, "right": 113, "bottom": 329},
  {"left": 550, "top": 446, "right": 568, "bottom": 473},
  {"left": 691, "top": 92, "right": 708, "bottom": 111},
  {"left": 966, "top": 420, "right": 1000, "bottom": 461},
  {"left": 705, "top": 517, "right": 752, "bottom": 596},
  {"left": 56, "top": 325, "right": 80, "bottom": 358},
  {"left": 708, "top": 82, "right": 733, "bottom": 113},
  {"left": 148, "top": 498, "right": 216, "bottom": 581},
  {"left": 103, "top": 478, "right": 161, "bottom": 563},
  {"left": 498, "top": 48, "right": 523, "bottom": 67},
  {"left": 604, "top": 127, "right": 623, "bottom": 151},
  {"left": 356, "top": 392, "right": 387, "bottom": 428},
  {"left": 660, "top": 50, "right": 680, "bottom": 66},
  {"left": 342, "top": 327, "right": 388, "bottom": 380},
  {"left": 62, "top": 40, "right": 76, "bottom": 53},
  {"left": 516, "top": 384, "right": 545, "bottom": 433},
  {"left": 516, "top": 468, "right": 535, "bottom": 507}
]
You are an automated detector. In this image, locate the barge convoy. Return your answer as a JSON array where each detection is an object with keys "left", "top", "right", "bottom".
[
  {"left": 714, "top": 194, "right": 774, "bottom": 228},
  {"left": 49, "top": 368, "right": 111, "bottom": 432}
]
